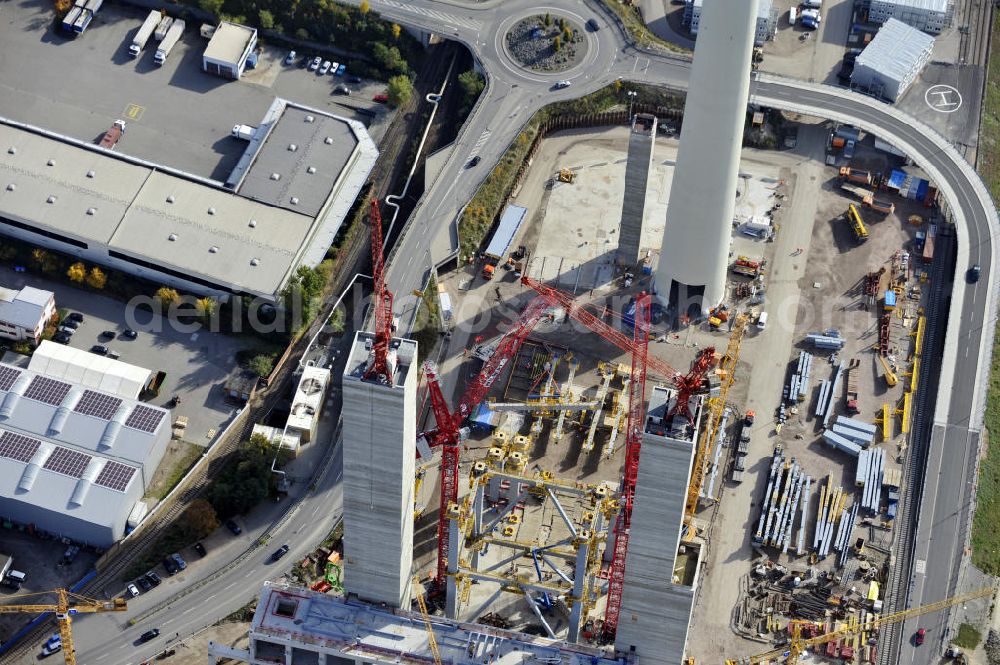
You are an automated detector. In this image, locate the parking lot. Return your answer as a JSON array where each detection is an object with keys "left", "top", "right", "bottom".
[
  {"left": 0, "top": 1, "right": 392, "bottom": 181},
  {"left": 0, "top": 266, "right": 248, "bottom": 447}
]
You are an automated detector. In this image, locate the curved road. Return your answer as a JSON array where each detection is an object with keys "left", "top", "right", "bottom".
[{"left": 9, "top": 1, "right": 996, "bottom": 664}]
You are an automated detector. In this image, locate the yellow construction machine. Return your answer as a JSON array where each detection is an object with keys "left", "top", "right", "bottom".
[
  {"left": 877, "top": 353, "right": 899, "bottom": 387},
  {"left": 724, "top": 586, "right": 994, "bottom": 665},
  {"left": 412, "top": 577, "right": 443, "bottom": 665},
  {"left": 0, "top": 588, "right": 127, "bottom": 665}
]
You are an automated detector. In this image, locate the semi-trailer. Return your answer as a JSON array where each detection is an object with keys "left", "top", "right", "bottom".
[
  {"left": 61, "top": 0, "right": 103, "bottom": 34},
  {"left": 154, "top": 15, "right": 174, "bottom": 41},
  {"left": 154, "top": 19, "right": 185, "bottom": 65},
  {"left": 129, "top": 10, "right": 161, "bottom": 57},
  {"left": 98, "top": 120, "right": 126, "bottom": 150}
]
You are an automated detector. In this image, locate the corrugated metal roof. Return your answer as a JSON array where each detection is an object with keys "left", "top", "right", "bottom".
[{"left": 855, "top": 18, "right": 935, "bottom": 85}]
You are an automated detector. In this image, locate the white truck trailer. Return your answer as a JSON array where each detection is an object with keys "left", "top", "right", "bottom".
[
  {"left": 154, "top": 19, "right": 185, "bottom": 66},
  {"left": 129, "top": 10, "right": 161, "bottom": 57}
]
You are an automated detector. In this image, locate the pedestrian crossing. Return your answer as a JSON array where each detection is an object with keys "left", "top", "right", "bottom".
[
  {"left": 472, "top": 128, "right": 492, "bottom": 152},
  {"left": 375, "top": 0, "right": 482, "bottom": 32}
]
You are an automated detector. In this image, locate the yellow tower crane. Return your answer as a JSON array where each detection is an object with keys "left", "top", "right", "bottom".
[
  {"left": 412, "top": 577, "right": 443, "bottom": 665},
  {"left": 725, "top": 586, "right": 994, "bottom": 665},
  {"left": 0, "top": 588, "right": 127, "bottom": 665},
  {"left": 684, "top": 313, "right": 749, "bottom": 538}
]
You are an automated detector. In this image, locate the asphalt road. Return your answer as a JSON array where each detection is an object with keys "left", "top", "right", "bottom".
[{"left": 6, "top": 1, "right": 996, "bottom": 663}]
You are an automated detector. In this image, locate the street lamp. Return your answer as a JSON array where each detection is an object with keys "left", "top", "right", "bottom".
[{"left": 626, "top": 90, "right": 638, "bottom": 121}]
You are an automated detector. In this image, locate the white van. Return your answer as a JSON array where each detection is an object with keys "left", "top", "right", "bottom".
[
  {"left": 4, "top": 569, "right": 25, "bottom": 588},
  {"left": 756, "top": 312, "right": 769, "bottom": 330}
]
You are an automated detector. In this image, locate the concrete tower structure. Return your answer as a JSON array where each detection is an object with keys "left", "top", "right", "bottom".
[
  {"left": 615, "top": 386, "right": 704, "bottom": 665},
  {"left": 341, "top": 331, "right": 418, "bottom": 608},
  {"left": 617, "top": 113, "right": 658, "bottom": 266},
  {"left": 655, "top": 0, "right": 759, "bottom": 314}
]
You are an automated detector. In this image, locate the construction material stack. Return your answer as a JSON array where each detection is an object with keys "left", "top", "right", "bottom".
[
  {"left": 806, "top": 329, "right": 845, "bottom": 350},
  {"left": 752, "top": 447, "right": 811, "bottom": 552},
  {"left": 823, "top": 416, "right": 876, "bottom": 457},
  {"left": 785, "top": 351, "right": 813, "bottom": 404},
  {"left": 813, "top": 476, "right": 847, "bottom": 559},
  {"left": 855, "top": 448, "right": 886, "bottom": 514}
]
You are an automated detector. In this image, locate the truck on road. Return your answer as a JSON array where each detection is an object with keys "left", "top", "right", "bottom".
[
  {"left": 98, "top": 120, "right": 126, "bottom": 150},
  {"left": 154, "top": 19, "right": 185, "bottom": 65},
  {"left": 129, "top": 10, "right": 161, "bottom": 57}
]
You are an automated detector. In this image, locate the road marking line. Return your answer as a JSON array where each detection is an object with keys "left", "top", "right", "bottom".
[
  {"left": 224, "top": 582, "right": 237, "bottom": 590},
  {"left": 182, "top": 607, "right": 195, "bottom": 615},
  {"left": 205, "top": 594, "right": 216, "bottom": 602},
  {"left": 119, "top": 644, "right": 128, "bottom": 649},
  {"left": 244, "top": 569, "right": 255, "bottom": 578}
]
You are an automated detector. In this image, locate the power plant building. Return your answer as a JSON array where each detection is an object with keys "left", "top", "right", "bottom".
[
  {"left": 656, "top": 0, "right": 759, "bottom": 314},
  {"left": 341, "top": 331, "right": 417, "bottom": 608}
]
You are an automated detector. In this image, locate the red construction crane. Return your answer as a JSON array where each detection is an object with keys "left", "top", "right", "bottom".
[
  {"left": 421, "top": 296, "right": 554, "bottom": 586},
  {"left": 520, "top": 276, "right": 715, "bottom": 423},
  {"left": 363, "top": 198, "right": 394, "bottom": 385},
  {"left": 603, "top": 291, "right": 650, "bottom": 638}
]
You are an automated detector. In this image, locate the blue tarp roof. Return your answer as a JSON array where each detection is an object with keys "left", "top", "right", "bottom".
[
  {"left": 471, "top": 403, "right": 499, "bottom": 430},
  {"left": 885, "top": 290, "right": 897, "bottom": 307},
  {"left": 887, "top": 169, "right": 907, "bottom": 189},
  {"left": 916, "top": 180, "right": 929, "bottom": 200}
]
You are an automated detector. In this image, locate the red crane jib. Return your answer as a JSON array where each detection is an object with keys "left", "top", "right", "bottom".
[
  {"left": 363, "top": 198, "right": 395, "bottom": 385},
  {"left": 421, "top": 296, "right": 553, "bottom": 586}
]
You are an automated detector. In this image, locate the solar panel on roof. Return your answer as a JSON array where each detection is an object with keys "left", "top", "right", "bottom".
[
  {"left": 94, "top": 460, "right": 137, "bottom": 492},
  {"left": 124, "top": 404, "right": 165, "bottom": 433},
  {"left": 43, "top": 447, "right": 92, "bottom": 479},
  {"left": 0, "top": 431, "right": 41, "bottom": 462},
  {"left": 23, "top": 376, "right": 72, "bottom": 406},
  {"left": 0, "top": 366, "right": 22, "bottom": 392},
  {"left": 74, "top": 390, "right": 123, "bottom": 421}
]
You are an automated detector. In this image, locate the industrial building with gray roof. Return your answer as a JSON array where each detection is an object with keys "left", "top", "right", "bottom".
[
  {"left": 851, "top": 18, "right": 935, "bottom": 101},
  {"left": 0, "top": 360, "right": 170, "bottom": 546},
  {"left": 0, "top": 100, "right": 377, "bottom": 301}
]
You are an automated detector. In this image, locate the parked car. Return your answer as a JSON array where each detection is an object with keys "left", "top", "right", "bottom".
[
  {"left": 100, "top": 330, "right": 116, "bottom": 340},
  {"left": 309, "top": 56, "right": 321, "bottom": 71},
  {"left": 194, "top": 542, "right": 207, "bottom": 557},
  {"left": 122, "top": 328, "right": 138, "bottom": 339},
  {"left": 299, "top": 54, "right": 311, "bottom": 68},
  {"left": 90, "top": 345, "right": 108, "bottom": 355},
  {"left": 136, "top": 575, "right": 152, "bottom": 592},
  {"left": 329, "top": 61, "right": 339, "bottom": 75},
  {"left": 144, "top": 571, "right": 162, "bottom": 587},
  {"left": 58, "top": 325, "right": 76, "bottom": 335},
  {"left": 319, "top": 60, "right": 332, "bottom": 75},
  {"left": 162, "top": 556, "right": 179, "bottom": 576},
  {"left": 372, "top": 93, "right": 389, "bottom": 103},
  {"left": 347, "top": 74, "right": 362, "bottom": 83},
  {"left": 61, "top": 319, "right": 79, "bottom": 330},
  {"left": 336, "top": 63, "right": 346, "bottom": 76},
  {"left": 270, "top": 544, "right": 290, "bottom": 562},
  {"left": 126, "top": 583, "right": 140, "bottom": 598},
  {"left": 586, "top": 18, "right": 599, "bottom": 31},
  {"left": 334, "top": 84, "right": 351, "bottom": 95},
  {"left": 67, "top": 312, "right": 84, "bottom": 322},
  {"left": 285, "top": 50, "right": 297, "bottom": 65},
  {"left": 52, "top": 332, "right": 71, "bottom": 344},
  {"left": 138, "top": 628, "right": 160, "bottom": 644},
  {"left": 225, "top": 519, "right": 242, "bottom": 535},
  {"left": 41, "top": 635, "right": 62, "bottom": 657},
  {"left": 171, "top": 553, "right": 187, "bottom": 571}
]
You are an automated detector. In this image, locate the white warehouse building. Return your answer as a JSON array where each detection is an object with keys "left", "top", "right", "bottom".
[
  {"left": 864, "top": 0, "right": 953, "bottom": 34},
  {"left": 686, "top": 0, "right": 776, "bottom": 45},
  {"left": 203, "top": 21, "right": 258, "bottom": 80},
  {"left": 0, "top": 361, "right": 171, "bottom": 546},
  {"left": 851, "top": 18, "right": 935, "bottom": 101}
]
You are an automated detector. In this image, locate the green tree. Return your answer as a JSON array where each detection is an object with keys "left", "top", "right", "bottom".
[
  {"left": 67, "top": 262, "right": 86, "bottom": 283},
  {"left": 31, "top": 248, "right": 60, "bottom": 273},
  {"left": 553, "top": 35, "right": 562, "bottom": 51},
  {"left": 543, "top": 12, "right": 552, "bottom": 26},
  {"left": 199, "top": 0, "right": 224, "bottom": 15},
  {"left": 328, "top": 307, "right": 346, "bottom": 334},
  {"left": 86, "top": 267, "right": 106, "bottom": 290},
  {"left": 295, "top": 27, "right": 310, "bottom": 40},
  {"left": 196, "top": 297, "right": 217, "bottom": 318},
  {"left": 0, "top": 243, "right": 17, "bottom": 262},
  {"left": 387, "top": 74, "right": 413, "bottom": 107},
  {"left": 458, "top": 70, "right": 485, "bottom": 107},
  {"left": 179, "top": 499, "right": 219, "bottom": 540},
  {"left": 258, "top": 9, "right": 275, "bottom": 29},
  {"left": 208, "top": 435, "right": 274, "bottom": 518},
  {"left": 249, "top": 354, "right": 274, "bottom": 377},
  {"left": 372, "top": 42, "right": 409, "bottom": 76},
  {"left": 563, "top": 25, "right": 573, "bottom": 42}
]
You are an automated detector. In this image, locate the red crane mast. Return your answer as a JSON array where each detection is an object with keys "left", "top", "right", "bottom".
[
  {"left": 421, "top": 297, "right": 553, "bottom": 586},
  {"left": 363, "top": 198, "right": 394, "bottom": 385},
  {"left": 603, "top": 291, "right": 650, "bottom": 637}
]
